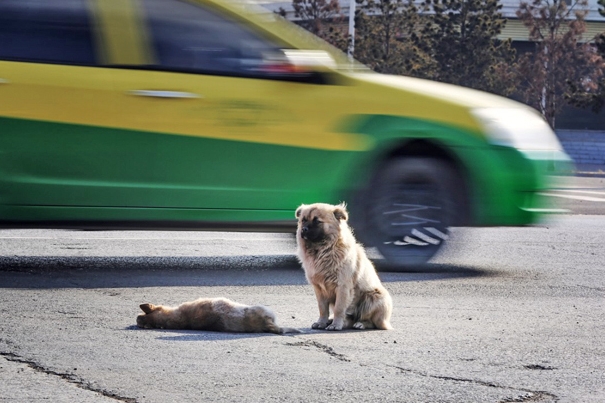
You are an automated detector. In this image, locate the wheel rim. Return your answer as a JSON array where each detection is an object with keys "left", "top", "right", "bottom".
[{"left": 374, "top": 182, "right": 449, "bottom": 260}]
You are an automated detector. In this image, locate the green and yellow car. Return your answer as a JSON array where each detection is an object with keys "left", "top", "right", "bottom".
[{"left": 0, "top": 0, "right": 572, "bottom": 267}]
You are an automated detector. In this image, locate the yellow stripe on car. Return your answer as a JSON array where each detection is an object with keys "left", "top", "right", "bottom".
[
  {"left": 90, "top": 0, "right": 153, "bottom": 65},
  {"left": 0, "top": 61, "right": 373, "bottom": 151}
]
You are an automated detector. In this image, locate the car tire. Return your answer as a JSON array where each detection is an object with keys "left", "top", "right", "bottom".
[{"left": 364, "top": 157, "right": 462, "bottom": 270}]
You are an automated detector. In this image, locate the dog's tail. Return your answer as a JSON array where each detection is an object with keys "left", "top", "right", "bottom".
[
  {"left": 265, "top": 321, "right": 301, "bottom": 335},
  {"left": 374, "top": 320, "right": 393, "bottom": 330}
]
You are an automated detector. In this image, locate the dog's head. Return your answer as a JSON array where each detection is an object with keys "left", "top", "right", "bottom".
[
  {"left": 295, "top": 203, "right": 348, "bottom": 243},
  {"left": 136, "top": 303, "right": 160, "bottom": 329}
]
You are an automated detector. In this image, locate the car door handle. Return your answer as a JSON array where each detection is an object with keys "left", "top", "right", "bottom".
[
  {"left": 0, "top": 79, "right": 9, "bottom": 84},
  {"left": 128, "top": 90, "right": 201, "bottom": 99}
]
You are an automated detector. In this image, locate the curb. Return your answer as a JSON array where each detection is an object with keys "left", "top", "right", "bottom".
[{"left": 575, "top": 171, "right": 605, "bottom": 178}]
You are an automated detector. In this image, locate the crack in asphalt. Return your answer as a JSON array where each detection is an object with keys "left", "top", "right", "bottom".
[
  {"left": 577, "top": 284, "right": 605, "bottom": 292},
  {"left": 286, "top": 340, "right": 557, "bottom": 402},
  {"left": 524, "top": 364, "right": 556, "bottom": 371},
  {"left": 390, "top": 365, "right": 558, "bottom": 403},
  {"left": 285, "top": 340, "right": 351, "bottom": 362},
  {"left": 0, "top": 351, "right": 137, "bottom": 403},
  {"left": 1, "top": 335, "right": 559, "bottom": 403}
]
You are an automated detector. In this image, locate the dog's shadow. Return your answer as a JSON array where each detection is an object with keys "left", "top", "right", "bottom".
[
  {"left": 126, "top": 325, "right": 313, "bottom": 341},
  {"left": 127, "top": 324, "right": 431, "bottom": 341}
]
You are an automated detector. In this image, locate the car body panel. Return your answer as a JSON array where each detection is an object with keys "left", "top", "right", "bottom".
[{"left": 0, "top": 0, "right": 573, "bottom": 233}]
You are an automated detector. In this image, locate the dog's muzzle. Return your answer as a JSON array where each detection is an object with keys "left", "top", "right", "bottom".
[
  {"left": 300, "top": 225, "right": 324, "bottom": 242},
  {"left": 300, "top": 226, "right": 309, "bottom": 240}
]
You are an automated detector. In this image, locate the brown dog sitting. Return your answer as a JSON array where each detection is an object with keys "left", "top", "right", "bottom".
[
  {"left": 136, "top": 297, "right": 300, "bottom": 334},
  {"left": 295, "top": 202, "right": 393, "bottom": 331}
]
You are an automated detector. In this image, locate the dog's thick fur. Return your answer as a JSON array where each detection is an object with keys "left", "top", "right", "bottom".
[
  {"left": 136, "top": 297, "right": 299, "bottom": 334},
  {"left": 295, "top": 202, "right": 393, "bottom": 331}
]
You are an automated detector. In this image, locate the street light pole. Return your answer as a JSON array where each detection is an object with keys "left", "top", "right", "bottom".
[{"left": 348, "top": 0, "right": 355, "bottom": 59}]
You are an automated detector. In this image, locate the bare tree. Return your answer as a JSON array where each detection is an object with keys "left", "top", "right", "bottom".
[
  {"left": 352, "top": 0, "right": 516, "bottom": 94},
  {"left": 515, "top": 0, "right": 601, "bottom": 127},
  {"left": 353, "top": 0, "right": 434, "bottom": 76},
  {"left": 416, "top": 0, "right": 517, "bottom": 96},
  {"left": 278, "top": 0, "right": 348, "bottom": 50},
  {"left": 566, "top": 0, "right": 605, "bottom": 113}
]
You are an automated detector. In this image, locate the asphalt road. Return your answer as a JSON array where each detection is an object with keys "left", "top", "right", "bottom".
[
  {"left": 546, "top": 175, "right": 605, "bottom": 215},
  {"left": 0, "top": 176, "right": 604, "bottom": 403}
]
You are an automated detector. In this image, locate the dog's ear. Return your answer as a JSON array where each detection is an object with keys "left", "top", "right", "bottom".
[
  {"left": 140, "top": 303, "right": 155, "bottom": 314},
  {"left": 295, "top": 204, "right": 306, "bottom": 218},
  {"left": 333, "top": 203, "right": 348, "bottom": 221}
]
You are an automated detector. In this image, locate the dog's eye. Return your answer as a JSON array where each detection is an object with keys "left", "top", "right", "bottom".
[{"left": 313, "top": 217, "right": 321, "bottom": 224}]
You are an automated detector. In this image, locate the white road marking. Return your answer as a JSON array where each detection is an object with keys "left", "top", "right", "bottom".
[
  {"left": 550, "top": 189, "right": 605, "bottom": 196},
  {"left": 540, "top": 192, "right": 605, "bottom": 202}
]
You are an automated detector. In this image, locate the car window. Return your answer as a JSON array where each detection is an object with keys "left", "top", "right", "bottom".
[
  {"left": 0, "top": 0, "right": 96, "bottom": 65},
  {"left": 140, "top": 0, "right": 285, "bottom": 76}
]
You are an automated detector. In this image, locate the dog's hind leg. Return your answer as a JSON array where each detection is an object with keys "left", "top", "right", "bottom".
[{"left": 352, "top": 320, "right": 376, "bottom": 330}]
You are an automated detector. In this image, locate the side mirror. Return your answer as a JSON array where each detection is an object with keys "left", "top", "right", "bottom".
[
  {"left": 260, "top": 49, "right": 336, "bottom": 76},
  {"left": 282, "top": 50, "right": 336, "bottom": 72}
]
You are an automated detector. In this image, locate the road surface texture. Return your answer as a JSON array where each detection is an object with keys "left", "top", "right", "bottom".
[{"left": 0, "top": 176, "right": 604, "bottom": 402}]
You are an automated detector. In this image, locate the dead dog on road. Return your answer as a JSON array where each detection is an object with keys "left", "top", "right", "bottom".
[
  {"left": 136, "top": 297, "right": 300, "bottom": 334},
  {"left": 296, "top": 202, "right": 393, "bottom": 331}
]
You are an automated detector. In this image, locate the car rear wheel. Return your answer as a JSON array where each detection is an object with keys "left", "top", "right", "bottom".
[{"left": 365, "top": 157, "right": 462, "bottom": 269}]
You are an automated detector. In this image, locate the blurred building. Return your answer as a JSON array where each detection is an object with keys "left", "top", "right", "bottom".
[{"left": 498, "top": 0, "right": 605, "bottom": 48}]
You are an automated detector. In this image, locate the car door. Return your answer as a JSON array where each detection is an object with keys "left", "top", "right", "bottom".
[
  {"left": 0, "top": 0, "right": 122, "bottom": 212},
  {"left": 107, "top": 0, "right": 362, "bottom": 214}
]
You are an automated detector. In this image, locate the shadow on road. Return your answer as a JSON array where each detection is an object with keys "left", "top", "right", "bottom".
[
  {"left": 136, "top": 328, "right": 301, "bottom": 341},
  {"left": 377, "top": 262, "right": 494, "bottom": 282},
  {"left": 0, "top": 255, "right": 493, "bottom": 289},
  {"left": 125, "top": 325, "right": 388, "bottom": 341}
]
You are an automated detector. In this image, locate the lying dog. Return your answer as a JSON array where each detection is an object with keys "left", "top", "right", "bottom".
[
  {"left": 136, "top": 297, "right": 300, "bottom": 334},
  {"left": 296, "top": 202, "right": 393, "bottom": 330}
]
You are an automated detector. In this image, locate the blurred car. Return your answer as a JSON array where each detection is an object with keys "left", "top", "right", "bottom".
[{"left": 0, "top": 0, "right": 572, "bottom": 268}]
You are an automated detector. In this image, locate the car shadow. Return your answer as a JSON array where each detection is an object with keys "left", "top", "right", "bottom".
[{"left": 0, "top": 255, "right": 494, "bottom": 289}]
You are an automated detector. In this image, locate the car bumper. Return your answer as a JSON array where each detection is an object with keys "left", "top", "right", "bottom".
[{"left": 462, "top": 147, "right": 575, "bottom": 226}]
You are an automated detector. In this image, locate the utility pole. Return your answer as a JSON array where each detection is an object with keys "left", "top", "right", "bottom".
[{"left": 348, "top": 0, "right": 355, "bottom": 59}]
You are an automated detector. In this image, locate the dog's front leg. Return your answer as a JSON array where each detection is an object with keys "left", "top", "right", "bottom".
[
  {"left": 311, "top": 284, "right": 331, "bottom": 329},
  {"left": 326, "top": 284, "right": 353, "bottom": 331}
]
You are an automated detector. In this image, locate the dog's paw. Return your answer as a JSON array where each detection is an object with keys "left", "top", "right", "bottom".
[
  {"left": 312, "top": 322, "right": 328, "bottom": 329},
  {"left": 353, "top": 322, "right": 365, "bottom": 330},
  {"left": 326, "top": 323, "right": 343, "bottom": 331}
]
